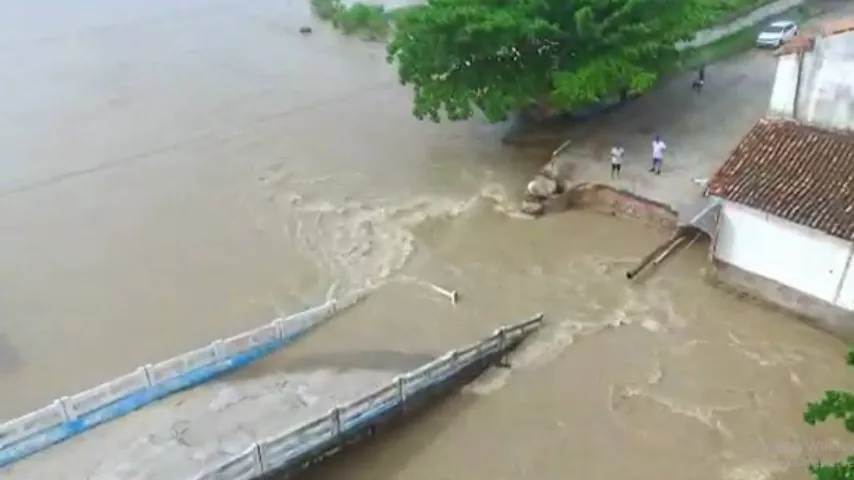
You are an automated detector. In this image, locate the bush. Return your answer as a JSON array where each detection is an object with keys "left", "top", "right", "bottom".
[
  {"left": 334, "top": 3, "right": 389, "bottom": 40},
  {"left": 803, "top": 349, "right": 854, "bottom": 479},
  {"left": 310, "top": 0, "right": 343, "bottom": 21},
  {"left": 699, "top": 0, "right": 778, "bottom": 26},
  {"left": 310, "top": 0, "right": 396, "bottom": 41}
]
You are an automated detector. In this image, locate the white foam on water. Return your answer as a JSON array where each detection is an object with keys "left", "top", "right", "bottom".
[
  {"left": 721, "top": 463, "right": 786, "bottom": 480},
  {"left": 609, "top": 383, "right": 745, "bottom": 443},
  {"left": 464, "top": 319, "right": 586, "bottom": 396},
  {"left": 512, "top": 320, "right": 582, "bottom": 369},
  {"left": 789, "top": 371, "right": 802, "bottom": 386},
  {"left": 465, "top": 313, "right": 651, "bottom": 396},
  {"left": 464, "top": 368, "right": 512, "bottom": 396},
  {"left": 261, "top": 170, "right": 534, "bottom": 300},
  {"left": 467, "top": 253, "right": 696, "bottom": 396},
  {"left": 641, "top": 318, "right": 664, "bottom": 332},
  {"left": 286, "top": 192, "right": 474, "bottom": 292},
  {"left": 477, "top": 181, "right": 532, "bottom": 219},
  {"left": 726, "top": 331, "right": 807, "bottom": 368},
  {"left": 637, "top": 390, "right": 743, "bottom": 430},
  {"left": 605, "top": 353, "right": 755, "bottom": 447}
]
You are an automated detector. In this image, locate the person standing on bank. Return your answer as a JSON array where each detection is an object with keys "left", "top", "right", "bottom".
[
  {"left": 692, "top": 65, "right": 705, "bottom": 93},
  {"left": 650, "top": 135, "right": 666, "bottom": 175},
  {"left": 610, "top": 142, "right": 624, "bottom": 179}
]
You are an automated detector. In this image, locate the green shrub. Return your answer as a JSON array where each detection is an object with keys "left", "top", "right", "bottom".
[
  {"left": 311, "top": 0, "right": 424, "bottom": 41},
  {"left": 700, "top": 0, "right": 778, "bottom": 26},
  {"left": 310, "top": 0, "right": 344, "bottom": 20},
  {"left": 334, "top": 3, "right": 389, "bottom": 40}
]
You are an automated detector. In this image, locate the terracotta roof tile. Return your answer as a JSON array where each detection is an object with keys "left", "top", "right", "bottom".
[
  {"left": 707, "top": 117, "right": 854, "bottom": 240},
  {"left": 775, "top": 16, "right": 854, "bottom": 56},
  {"left": 774, "top": 34, "right": 814, "bottom": 55},
  {"left": 821, "top": 17, "right": 854, "bottom": 36}
]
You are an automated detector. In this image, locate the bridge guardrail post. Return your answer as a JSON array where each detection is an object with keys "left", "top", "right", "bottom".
[
  {"left": 211, "top": 340, "right": 225, "bottom": 360},
  {"left": 330, "top": 408, "right": 342, "bottom": 440},
  {"left": 448, "top": 350, "right": 459, "bottom": 378},
  {"left": 395, "top": 376, "right": 405, "bottom": 405},
  {"left": 251, "top": 442, "right": 263, "bottom": 473},
  {"left": 142, "top": 365, "right": 154, "bottom": 388},
  {"left": 55, "top": 398, "right": 71, "bottom": 421}
]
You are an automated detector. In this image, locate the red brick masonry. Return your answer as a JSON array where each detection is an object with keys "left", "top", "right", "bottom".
[
  {"left": 776, "top": 16, "right": 854, "bottom": 55},
  {"left": 571, "top": 183, "right": 678, "bottom": 231}
]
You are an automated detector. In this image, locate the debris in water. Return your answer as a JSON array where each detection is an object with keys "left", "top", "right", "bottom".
[
  {"left": 427, "top": 282, "right": 459, "bottom": 305},
  {"left": 299, "top": 26, "right": 313, "bottom": 34}
]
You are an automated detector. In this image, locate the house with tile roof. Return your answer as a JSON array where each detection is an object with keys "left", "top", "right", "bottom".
[{"left": 705, "top": 21, "right": 854, "bottom": 337}]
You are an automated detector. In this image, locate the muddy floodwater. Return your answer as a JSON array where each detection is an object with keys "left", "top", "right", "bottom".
[{"left": 0, "top": 0, "right": 852, "bottom": 479}]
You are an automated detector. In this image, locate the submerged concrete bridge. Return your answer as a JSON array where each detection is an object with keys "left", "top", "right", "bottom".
[{"left": 0, "top": 295, "right": 543, "bottom": 480}]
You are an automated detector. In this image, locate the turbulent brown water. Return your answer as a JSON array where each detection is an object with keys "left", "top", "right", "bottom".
[{"left": 0, "top": 0, "right": 852, "bottom": 479}]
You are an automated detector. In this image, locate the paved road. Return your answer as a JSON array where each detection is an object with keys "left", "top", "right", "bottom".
[
  {"left": 553, "top": 1, "right": 854, "bottom": 211},
  {"left": 553, "top": 50, "right": 777, "bottom": 210}
]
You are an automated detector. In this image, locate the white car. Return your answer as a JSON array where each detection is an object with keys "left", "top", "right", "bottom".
[{"left": 756, "top": 20, "right": 799, "bottom": 48}]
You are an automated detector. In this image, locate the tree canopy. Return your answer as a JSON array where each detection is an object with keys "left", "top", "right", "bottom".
[
  {"left": 804, "top": 349, "right": 854, "bottom": 479},
  {"left": 386, "top": 0, "right": 715, "bottom": 122}
]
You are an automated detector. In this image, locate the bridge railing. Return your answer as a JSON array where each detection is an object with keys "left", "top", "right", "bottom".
[
  {"left": 0, "top": 294, "right": 365, "bottom": 469},
  {"left": 192, "top": 314, "right": 544, "bottom": 480}
]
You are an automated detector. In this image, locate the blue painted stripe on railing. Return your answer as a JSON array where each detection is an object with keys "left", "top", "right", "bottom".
[{"left": 0, "top": 325, "right": 321, "bottom": 469}]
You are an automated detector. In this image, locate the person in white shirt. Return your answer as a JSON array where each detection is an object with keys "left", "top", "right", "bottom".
[
  {"left": 651, "top": 135, "right": 666, "bottom": 175},
  {"left": 610, "top": 142, "right": 624, "bottom": 179}
]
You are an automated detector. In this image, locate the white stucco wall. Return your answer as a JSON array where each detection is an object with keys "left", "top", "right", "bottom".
[
  {"left": 770, "top": 30, "right": 854, "bottom": 130},
  {"left": 834, "top": 253, "right": 854, "bottom": 310},
  {"left": 768, "top": 54, "right": 800, "bottom": 117},
  {"left": 714, "top": 201, "right": 854, "bottom": 305}
]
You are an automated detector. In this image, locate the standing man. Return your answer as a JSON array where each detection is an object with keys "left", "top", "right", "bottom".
[
  {"left": 651, "top": 135, "right": 666, "bottom": 175},
  {"left": 692, "top": 65, "right": 705, "bottom": 93},
  {"left": 610, "top": 141, "right": 624, "bottom": 179}
]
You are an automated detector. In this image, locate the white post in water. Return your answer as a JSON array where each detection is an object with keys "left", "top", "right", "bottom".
[
  {"left": 427, "top": 282, "right": 459, "bottom": 305},
  {"left": 551, "top": 139, "right": 573, "bottom": 159}
]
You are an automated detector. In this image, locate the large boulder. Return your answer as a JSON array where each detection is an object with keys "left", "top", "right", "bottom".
[
  {"left": 540, "top": 161, "right": 560, "bottom": 180},
  {"left": 521, "top": 199, "right": 545, "bottom": 217},
  {"left": 526, "top": 175, "right": 559, "bottom": 199}
]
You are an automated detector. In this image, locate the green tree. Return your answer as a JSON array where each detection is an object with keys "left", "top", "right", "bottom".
[
  {"left": 386, "top": 0, "right": 714, "bottom": 122},
  {"left": 804, "top": 350, "right": 854, "bottom": 479}
]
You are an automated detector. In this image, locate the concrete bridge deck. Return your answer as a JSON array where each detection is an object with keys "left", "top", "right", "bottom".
[
  {"left": 0, "top": 300, "right": 348, "bottom": 478},
  {"left": 0, "top": 304, "right": 542, "bottom": 480},
  {"left": 2, "top": 368, "right": 395, "bottom": 479}
]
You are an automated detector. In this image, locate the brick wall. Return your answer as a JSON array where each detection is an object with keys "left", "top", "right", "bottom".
[{"left": 571, "top": 184, "right": 679, "bottom": 231}]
